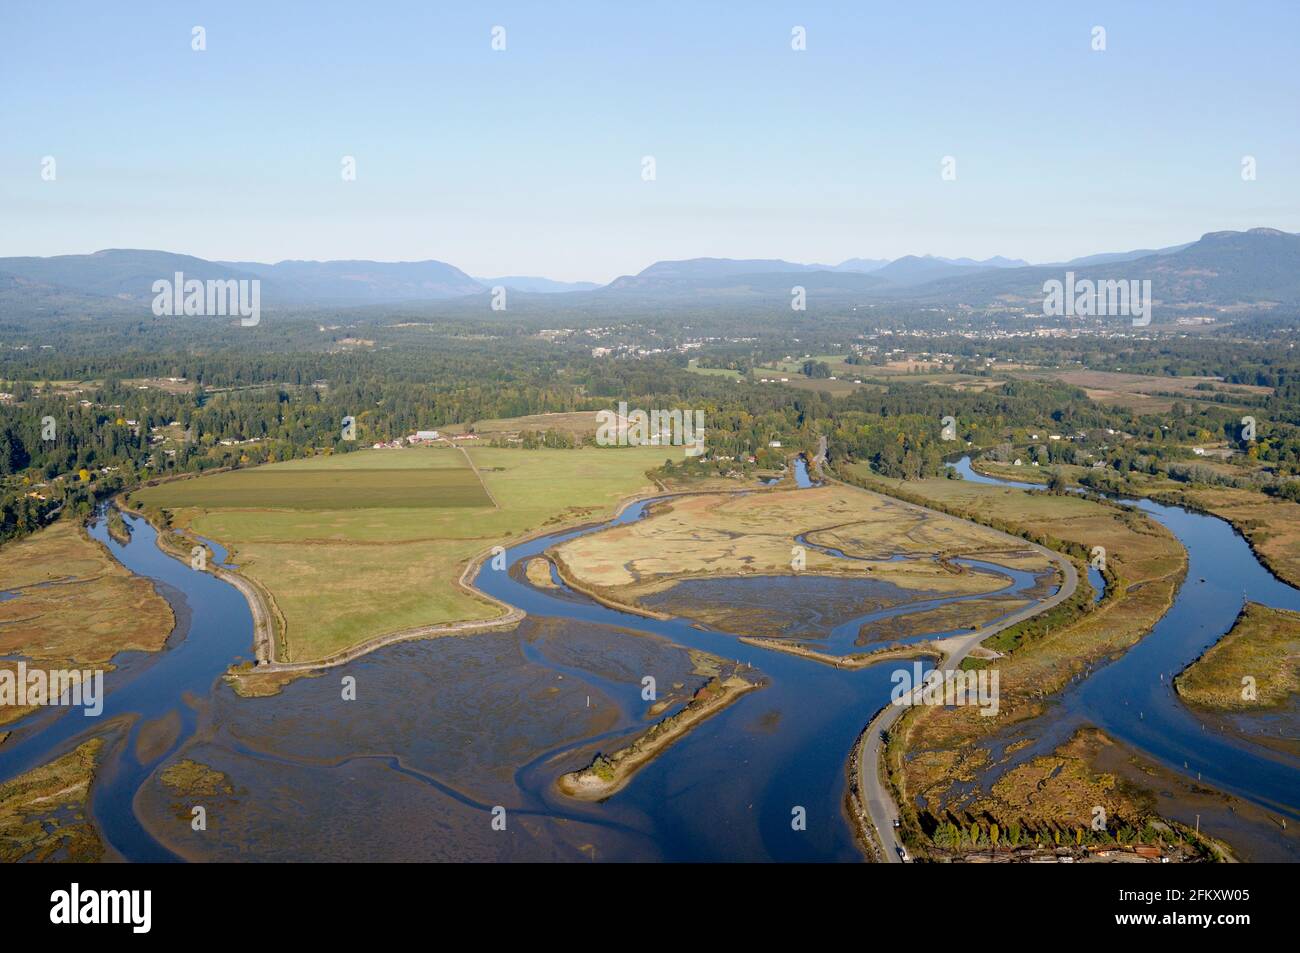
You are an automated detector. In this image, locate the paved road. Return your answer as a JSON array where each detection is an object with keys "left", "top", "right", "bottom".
[{"left": 857, "top": 538, "right": 1078, "bottom": 862}]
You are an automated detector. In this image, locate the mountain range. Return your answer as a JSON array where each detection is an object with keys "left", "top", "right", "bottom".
[{"left": 2, "top": 229, "right": 1297, "bottom": 317}]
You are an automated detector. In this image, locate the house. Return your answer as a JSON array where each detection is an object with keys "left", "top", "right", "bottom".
[{"left": 409, "top": 430, "right": 440, "bottom": 443}]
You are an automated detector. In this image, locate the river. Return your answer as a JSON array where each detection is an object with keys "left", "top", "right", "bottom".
[{"left": 1, "top": 457, "right": 1293, "bottom": 860}]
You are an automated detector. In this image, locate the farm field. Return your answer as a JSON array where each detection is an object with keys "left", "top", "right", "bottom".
[
  {"left": 129, "top": 451, "right": 489, "bottom": 509},
  {"left": 1011, "top": 368, "right": 1270, "bottom": 413},
  {"left": 685, "top": 359, "right": 742, "bottom": 380},
  {"left": 441, "top": 411, "right": 602, "bottom": 438},
  {"left": 128, "top": 445, "right": 667, "bottom": 662}
]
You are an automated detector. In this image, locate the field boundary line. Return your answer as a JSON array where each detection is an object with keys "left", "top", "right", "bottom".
[{"left": 447, "top": 440, "right": 499, "bottom": 509}]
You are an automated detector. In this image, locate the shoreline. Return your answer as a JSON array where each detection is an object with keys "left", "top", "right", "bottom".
[
  {"left": 825, "top": 468, "right": 1081, "bottom": 863},
  {"left": 556, "top": 673, "right": 762, "bottom": 801},
  {"left": 971, "top": 457, "right": 1300, "bottom": 592},
  {"left": 737, "top": 635, "right": 943, "bottom": 669}
]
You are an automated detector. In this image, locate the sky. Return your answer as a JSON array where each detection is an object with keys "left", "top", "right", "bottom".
[{"left": 1, "top": 0, "right": 1297, "bottom": 282}]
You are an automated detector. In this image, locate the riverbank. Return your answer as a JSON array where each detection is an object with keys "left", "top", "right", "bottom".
[
  {"left": 0, "top": 519, "right": 175, "bottom": 729},
  {"left": 971, "top": 457, "right": 1300, "bottom": 592},
  {"left": 832, "top": 462, "right": 1189, "bottom": 861},
  {"left": 868, "top": 456, "right": 1300, "bottom": 863},
  {"left": 1175, "top": 602, "right": 1300, "bottom": 710},
  {"left": 557, "top": 672, "right": 762, "bottom": 801}
]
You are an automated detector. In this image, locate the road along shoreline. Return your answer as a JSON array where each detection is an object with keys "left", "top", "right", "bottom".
[{"left": 816, "top": 472, "right": 1080, "bottom": 863}]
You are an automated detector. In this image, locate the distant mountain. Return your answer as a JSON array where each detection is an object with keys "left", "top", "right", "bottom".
[
  {"left": 942, "top": 255, "right": 1029, "bottom": 268},
  {"left": 474, "top": 275, "right": 599, "bottom": 294},
  {"left": 1054, "top": 243, "right": 1192, "bottom": 268},
  {"left": 220, "top": 258, "right": 483, "bottom": 302},
  {"left": 0, "top": 250, "right": 263, "bottom": 301},
  {"left": 811, "top": 258, "right": 891, "bottom": 274},
  {"left": 4, "top": 231, "right": 1295, "bottom": 318},
  {"left": 630, "top": 258, "right": 818, "bottom": 281},
  {"left": 0, "top": 250, "right": 486, "bottom": 310},
  {"left": 870, "top": 255, "right": 998, "bottom": 286},
  {"left": 601, "top": 259, "right": 885, "bottom": 300},
  {"left": 894, "top": 228, "right": 1300, "bottom": 310},
  {"left": 1136, "top": 228, "right": 1300, "bottom": 302}
]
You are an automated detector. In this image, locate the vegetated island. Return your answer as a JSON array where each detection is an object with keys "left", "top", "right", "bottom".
[
  {"left": 0, "top": 520, "right": 175, "bottom": 729},
  {"left": 557, "top": 671, "right": 762, "bottom": 801},
  {"left": 738, "top": 635, "right": 947, "bottom": 669},
  {"left": 1175, "top": 602, "right": 1300, "bottom": 710}
]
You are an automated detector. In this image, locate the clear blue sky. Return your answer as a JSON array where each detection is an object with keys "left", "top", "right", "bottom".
[{"left": 2, "top": 0, "right": 1296, "bottom": 281}]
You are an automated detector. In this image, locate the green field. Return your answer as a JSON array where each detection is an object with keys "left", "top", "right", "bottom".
[
  {"left": 685, "top": 359, "right": 742, "bottom": 380},
  {"left": 129, "top": 445, "right": 667, "bottom": 663},
  {"left": 134, "top": 462, "right": 489, "bottom": 509}
]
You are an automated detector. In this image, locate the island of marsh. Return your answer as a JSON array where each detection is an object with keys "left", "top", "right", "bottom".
[
  {"left": 0, "top": 521, "right": 174, "bottom": 727},
  {"left": 128, "top": 445, "right": 669, "bottom": 663},
  {"left": 1175, "top": 602, "right": 1300, "bottom": 710},
  {"left": 549, "top": 483, "right": 1054, "bottom": 630},
  {"left": 0, "top": 738, "right": 104, "bottom": 862}
]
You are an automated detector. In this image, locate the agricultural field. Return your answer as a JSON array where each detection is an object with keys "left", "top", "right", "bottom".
[
  {"left": 134, "top": 447, "right": 489, "bottom": 509},
  {"left": 750, "top": 356, "right": 1000, "bottom": 395},
  {"left": 550, "top": 482, "right": 1052, "bottom": 617},
  {"left": 1011, "top": 368, "right": 1270, "bottom": 413},
  {"left": 684, "top": 359, "right": 742, "bottom": 380},
  {"left": 441, "top": 411, "right": 602, "bottom": 438},
  {"left": 129, "top": 445, "right": 667, "bottom": 663}
]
